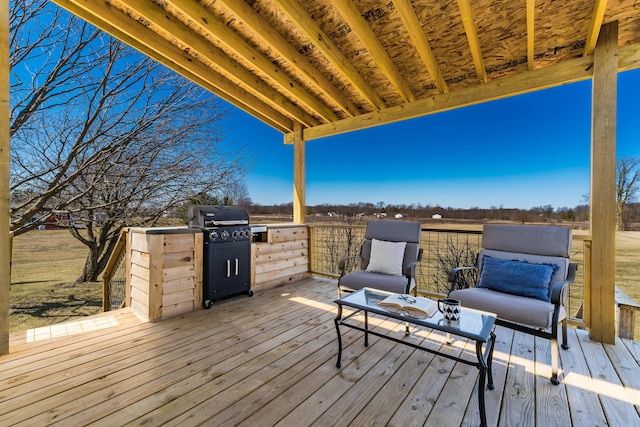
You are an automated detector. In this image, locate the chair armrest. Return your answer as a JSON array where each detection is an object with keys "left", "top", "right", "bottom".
[
  {"left": 403, "top": 248, "right": 423, "bottom": 280},
  {"left": 338, "top": 255, "right": 362, "bottom": 277},
  {"left": 405, "top": 260, "right": 419, "bottom": 278},
  {"left": 550, "top": 263, "right": 578, "bottom": 305},
  {"left": 447, "top": 266, "right": 478, "bottom": 293}
]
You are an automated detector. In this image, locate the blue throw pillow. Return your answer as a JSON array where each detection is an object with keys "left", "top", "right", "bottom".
[{"left": 477, "top": 256, "right": 559, "bottom": 302}]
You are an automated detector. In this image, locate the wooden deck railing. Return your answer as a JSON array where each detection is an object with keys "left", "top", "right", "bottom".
[
  {"left": 101, "top": 228, "right": 128, "bottom": 311},
  {"left": 308, "top": 224, "right": 591, "bottom": 326}
]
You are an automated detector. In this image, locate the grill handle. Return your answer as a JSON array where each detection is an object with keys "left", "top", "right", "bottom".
[
  {"left": 226, "top": 260, "right": 231, "bottom": 277},
  {"left": 235, "top": 258, "right": 239, "bottom": 276}
]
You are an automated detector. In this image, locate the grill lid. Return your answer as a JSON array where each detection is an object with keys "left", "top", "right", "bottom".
[{"left": 188, "top": 205, "right": 249, "bottom": 228}]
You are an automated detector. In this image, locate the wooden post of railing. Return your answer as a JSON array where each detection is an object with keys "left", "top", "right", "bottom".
[
  {"left": 307, "top": 224, "right": 314, "bottom": 274},
  {"left": 583, "top": 239, "right": 592, "bottom": 328},
  {"left": 615, "top": 286, "right": 640, "bottom": 339}
]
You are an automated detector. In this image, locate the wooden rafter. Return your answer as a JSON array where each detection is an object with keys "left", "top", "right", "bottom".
[
  {"left": 457, "top": 0, "right": 487, "bottom": 83},
  {"left": 331, "top": 1, "right": 415, "bottom": 102},
  {"left": 117, "top": 0, "right": 319, "bottom": 128},
  {"left": 584, "top": 0, "right": 609, "bottom": 56},
  {"left": 304, "top": 40, "right": 640, "bottom": 141},
  {"left": 272, "top": 0, "right": 386, "bottom": 110},
  {"left": 216, "top": 0, "right": 360, "bottom": 118},
  {"left": 394, "top": 1, "right": 448, "bottom": 93},
  {"left": 47, "top": 0, "right": 640, "bottom": 138},
  {"left": 163, "top": 0, "right": 339, "bottom": 123},
  {"left": 527, "top": 0, "right": 535, "bottom": 70},
  {"left": 53, "top": 0, "right": 295, "bottom": 132}
]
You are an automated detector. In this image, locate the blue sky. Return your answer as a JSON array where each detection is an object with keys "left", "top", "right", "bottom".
[{"left": 225, "top": 69, "right": 640, "bottom": 210}]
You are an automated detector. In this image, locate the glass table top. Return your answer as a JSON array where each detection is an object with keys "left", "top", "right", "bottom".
[{"left": 336, "top": 287, "right": 496, "bottom": 342}]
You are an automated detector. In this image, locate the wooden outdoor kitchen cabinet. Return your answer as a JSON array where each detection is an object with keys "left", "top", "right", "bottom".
[
  {"left": 127, "top": 228, "right": 203, "bottom": 322},
  {"left": 251, "top": 224, "right": 310, "bottom": 292},
  {"left": 126, "top": 224, "right": 310, "bottom": 321}
]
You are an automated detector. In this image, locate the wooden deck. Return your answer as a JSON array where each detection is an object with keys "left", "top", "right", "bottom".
[{"left": 2, "top": 278, "right": 640, "bottom": 426}]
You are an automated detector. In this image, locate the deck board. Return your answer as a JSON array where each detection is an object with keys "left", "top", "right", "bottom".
[
  {"left": 578, "top": 331, "right": 640, "bottom": 425},
  {"left": 561, "top": 327, "right": 609, "bottom": 426},
  {"left": 605, "top": 338, "right": 640, "bottom": 414},
  {"left": 534, "top": 336, "right": 572, "bottom": 426},
  {"left": 2, "top": 277, "right": 640, "bottom": 426}
]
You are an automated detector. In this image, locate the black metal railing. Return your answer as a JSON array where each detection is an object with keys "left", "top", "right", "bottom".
[
  {"left": 308, "top": 224, "right": 589, "bottom": 322},
  {"left": 102, "top": 228, "right": 128, "bottom": 311}
]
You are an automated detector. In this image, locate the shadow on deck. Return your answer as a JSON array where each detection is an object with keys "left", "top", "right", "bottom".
[{"left": 2, "top": 278, "right": 640, "bottom": 426}]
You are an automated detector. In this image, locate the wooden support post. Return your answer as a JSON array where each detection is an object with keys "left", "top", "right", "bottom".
[
  {"left": 292, "top": 122, "right": 306, "bottom": 224},
  {"left": 589, "top": 21, "right": 618, "bottom": 344},
  {"left": 0, "top": 0, "right": 9, "bottom": 355}
]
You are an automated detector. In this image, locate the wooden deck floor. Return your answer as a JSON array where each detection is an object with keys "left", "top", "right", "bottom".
[{"left": 2, "top": 278, "right": 640, "bottom": 426}]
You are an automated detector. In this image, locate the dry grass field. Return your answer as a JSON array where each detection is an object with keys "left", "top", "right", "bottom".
[
  {"left": 10, "top": 230, "right": 101, "bottom": 332},
  {"left": 8, "top": 224, "right": 640, "bottom": 335},
  {"left": 615, "top": 231, "right": 640, "bottom": 303}
]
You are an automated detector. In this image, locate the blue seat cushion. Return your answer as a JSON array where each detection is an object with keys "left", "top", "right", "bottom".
[{"left": 477, "top": 255, "right": 558, "bottom": 302}]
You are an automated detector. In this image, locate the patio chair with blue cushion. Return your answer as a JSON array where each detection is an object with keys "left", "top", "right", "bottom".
[
  {"left": 338, "top": 220, "right": 423, "bottom": 297},
  {"left": 448, "top": 224, "right": 578, "bottom": 385}
]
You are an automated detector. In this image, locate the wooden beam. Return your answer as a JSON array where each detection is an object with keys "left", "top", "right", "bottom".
[
  {"left": 0, "top": 0, "right": 9, "bottom": 355},
  {"left": 272, "top": 0, "right": 385, "bottom": 110},
  {"left": 52, "top": 0, "right": 295, "bottom": 132},
  {"left": 164, "top": 0, "right": 339, "bottom": 123},
  {"left": 292, "top": 123, "right": 305, "bottom": 224},
  {"left": 216, "top": 0, "right": 360, "bottom": 118},
  {"left": 108, "top": 0, "right": 319, "bottom": 128},
  {"left": 526, "top": 0, "right": 535, "bottom": 70},
  {"left": 457, "top": 0, "right": 487, "bottom": 83},
  {"left": 331, "top": 1, "right": 415, "bottom": 102},
  {"left": 589, "top": 21, "right": 618, "bottom": 344},
  {"left": 303, "top": 41, "right": 640, "bottom": 141},
  {"left": 584, "top": 0, "right": 608, "bottom": 56},
  {"left": 618, "top": 41, "right": 640, "bottom": 71},
  {"left": 394, "top": 1, "right": 448, "bottom": 93}
]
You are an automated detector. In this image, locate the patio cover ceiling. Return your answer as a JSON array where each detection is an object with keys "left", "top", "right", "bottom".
[{"left": 51, "top": 0, "right": 640, "bottom": 141}]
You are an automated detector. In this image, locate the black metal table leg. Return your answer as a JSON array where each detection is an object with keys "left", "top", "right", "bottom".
[
  {"left": 487, "top": 331, "right": 496, "bottom": 390},
  {"left": 476, "top": 340, "right": 488, "bottom": 427},
  {"left": 334, "top": 290, "right": 497, "bottom": 427},
  {"left": 334, "top": 305, "right": 343, "bottom": 368},
  {"left": 364, "top": 310, "right": 369, "bottom": 347}
]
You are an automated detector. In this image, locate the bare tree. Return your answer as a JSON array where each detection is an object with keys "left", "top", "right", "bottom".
[
  {"left": 330, "top": 215, "right": 365, "bottom": 276},
  {"left": 432, "top": 234, "right": 479, "bottom": 294},
  {"left": 10, "top": 0, "right": 105, "bottom": 230},
  {"left": 616, "top": 157, "right": 640, "bottom": 231},
  {"left": 10, "top": 1, "right": 249, "bottom": 281},
  {"left": 223, "top": 181, "right": 253, "bottom": 209}
]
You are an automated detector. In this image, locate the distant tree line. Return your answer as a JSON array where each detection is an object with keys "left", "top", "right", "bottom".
[
  {"left": 249, "top": 156, "right": 640, "bottom": 230},
  {"left": 248, "top": 201, "right": 640, "bottom": 228}
]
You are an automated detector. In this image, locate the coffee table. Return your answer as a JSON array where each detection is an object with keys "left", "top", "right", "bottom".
[{"left": 334, "top": 287, "right": 496, "bottom": 427}]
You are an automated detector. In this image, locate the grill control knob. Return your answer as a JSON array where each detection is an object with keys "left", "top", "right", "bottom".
[
  {"left": 221, "top": 230, "right": 229, "bottom": 240},
  {"left": 232, "top": 230, "right": 239, "bottom": 239},
  {"left": 209, "top": 231, "right": 218, "bottom": 240}
]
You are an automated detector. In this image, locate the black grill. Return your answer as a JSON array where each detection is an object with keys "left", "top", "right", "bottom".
[{"left": 188, "top": 205, "right": 253, "bottom": 308}]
